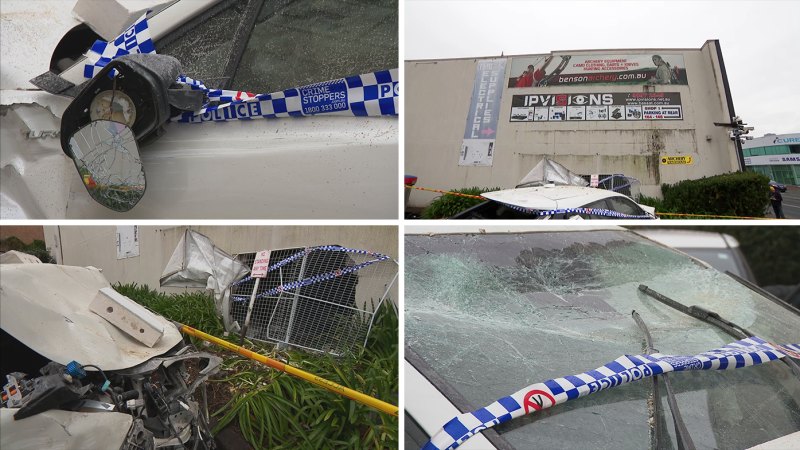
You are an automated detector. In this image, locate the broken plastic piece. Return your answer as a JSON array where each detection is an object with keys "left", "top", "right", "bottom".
[{"left": 89, "top": 287, "right": 165, "bottom": 347}]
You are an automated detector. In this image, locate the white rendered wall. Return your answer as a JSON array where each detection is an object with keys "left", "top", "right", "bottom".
[{"left": 405, "top": 40, "right": 739, "bottom": 207}]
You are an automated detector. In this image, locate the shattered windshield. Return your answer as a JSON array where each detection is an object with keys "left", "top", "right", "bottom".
[
  {"left": 233, "top": 0, "right": 398, "bottom": 93},
  {"left": 157, "top": 0, "right": 397, "bottom": 92},
  {"left": 405, "top": 230, "right": 800, "bottom": 449}
]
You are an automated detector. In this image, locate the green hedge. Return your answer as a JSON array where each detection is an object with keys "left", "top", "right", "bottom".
[
  {"left": 660, "top": 172, "right": 770, "bottom": 218},
  {"left": 0, "top": 238, "right": 56, "bottom": 263},
  {"left": 420, "top": 186, "right": 501, "bottom": 219}
]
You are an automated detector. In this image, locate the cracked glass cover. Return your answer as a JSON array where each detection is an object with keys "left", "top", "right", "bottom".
[
  {"left": 69, "top": 120, "right": 145, "bottom": 212},
  {"left": 405, "top": 230, "right": 800, "bottom": 449}
]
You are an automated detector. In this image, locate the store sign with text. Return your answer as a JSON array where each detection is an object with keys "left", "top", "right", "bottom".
[
  {"left": 510, "top": 92, "right": 683, "bottom": 122},
  {"left": 744, "top": 155, "right": 800, "bottom": 166},
  {"left": 508, "top": 53, "right": 687, "bottom": 87}
]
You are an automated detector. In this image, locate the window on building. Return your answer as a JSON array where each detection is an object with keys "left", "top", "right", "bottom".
[
  {"left": 790, "top": 145, "right": 800, "bottom": 154},
  {"left": 766, "top": 145, "right": 790, "bottom": 155},
  {"left": 771, "top": 165, "right": 795, "bottom": 185}
]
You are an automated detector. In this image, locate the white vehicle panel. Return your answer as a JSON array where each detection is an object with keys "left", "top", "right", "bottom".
[
  {"left": 405, "top": 360, "right": 494, "bottom": 450},
  {"left": 62, "top": 116, "right": 398, "bottom": 219},
  {"left": 0, "top": 409, "right": 132, "bottom": 450},
  {"left": 633, "top": 229, "right": 735, "bottom": 249},
  {"left": 0, "top": 264, "right": 183, "bottom": 370},
  {"left": 0, "top": 0, "right": 398, "bottom": 219},
  {"left": 482, "top": 185, "right": 621, "bottom": 209},
  {"left": 0, "top": 1, "right": 80, "bottom": 90}
]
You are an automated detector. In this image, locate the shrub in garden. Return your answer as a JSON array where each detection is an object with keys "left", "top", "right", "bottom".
[
  {"left": 118, "top": 283, "right": 399, "bottom": 449},
  {"left": 0, "top": 238, "right": 56, "bottom": 263},
  {"left": 420, "top": 186, "right": 501, "bottom": 219},
  {"left": 660, "top": 172, "right": 769, "bottom": 218}
]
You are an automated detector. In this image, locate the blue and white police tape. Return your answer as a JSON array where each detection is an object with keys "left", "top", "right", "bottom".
[
  {"left": 83, "top": 13, "right": 398, "bottom": 120},
  {"left": 423, "top": 337, "right": 800, "bottom": 450},
  {"left": 499, "top": 201, "right": 656, "bottom": 219},
  {"left": 231, "top": 245, "right": 390, "bottom": 288},
  {"left": 84, "top": 12, "right": 154, "bottom": 79},
  {"left": 173, "top": 69, "right": 398, "bottom": 122},
  {"left": 231, "top": 253, "right": 390, "bottom": 303}
]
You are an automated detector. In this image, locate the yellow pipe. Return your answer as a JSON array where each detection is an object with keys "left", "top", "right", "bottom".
[{"left": 178, "top": 323, "right": 398, "bottom": 417}]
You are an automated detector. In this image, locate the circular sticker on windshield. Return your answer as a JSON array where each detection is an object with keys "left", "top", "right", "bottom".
[{"left": 523, "top": 389, "right": 556, "bottom": 413}]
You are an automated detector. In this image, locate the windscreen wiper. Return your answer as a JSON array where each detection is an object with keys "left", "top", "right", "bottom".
[
  {"left": 638, "top": 284, "right": 800, "bottom": 378},
  {"left": 632, "top": 310, "right": 696, "bottom": 450}
]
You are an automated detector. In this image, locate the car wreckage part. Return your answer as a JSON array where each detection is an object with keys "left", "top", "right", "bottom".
[
  {"left": 2, "top": 343, "right": 221, "bottom": 450},
  {"left": 228, "top": 245, "right": 397, "bottom": 356},
  {"left": 422, "top": 336, "right": 800, "bottom": 450},
  {"left": 230, "top": 245, "right": 392, "bottom": 302},
  {"left": 80, "top": 12, "right": 398, "bottom": 123},
  {"left": 639, "top": 284, "right": 800, "bottom": 378},
  {"left": 55, "top": 11, "right": 399, "bottom": 213},
  {"left": 177, "top": 323, "right": 399, "bottom": 417}
]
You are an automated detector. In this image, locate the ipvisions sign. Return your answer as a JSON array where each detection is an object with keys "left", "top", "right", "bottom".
[{"left": 510, "top": 92, "right": 683, "bottom": 122}]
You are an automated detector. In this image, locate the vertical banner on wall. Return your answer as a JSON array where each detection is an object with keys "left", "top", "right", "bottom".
[{"left": 460, "top": 58, "right": 507, "bottom": 166}]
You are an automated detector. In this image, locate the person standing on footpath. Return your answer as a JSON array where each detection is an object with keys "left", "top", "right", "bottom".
[{"left": 770, "top": 185, "right": 785, "bottom": 218}]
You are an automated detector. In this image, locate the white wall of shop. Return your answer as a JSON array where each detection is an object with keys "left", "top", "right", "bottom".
[
  {"left": 405, "top": 40, "right": 739, "bottom": 207},
  {"left": 44, "top": 225, "right": 398, "bottom": 299}
]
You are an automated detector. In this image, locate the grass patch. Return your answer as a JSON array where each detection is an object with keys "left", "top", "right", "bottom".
[
  {"left": 114, "top": 283, "right": 225, "bottom": 336},
  {"left": 117, "top": 284, "right": 398, "bottom": 449}
]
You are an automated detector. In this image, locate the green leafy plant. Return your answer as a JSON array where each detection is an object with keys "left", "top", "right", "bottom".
[
  {"left": 113, "top": 283, "right": 225, "bottom": 336},
  {"left": 421, "top": 186, "right": 501, "bottom": 219},
  {"left": 118, "top": 284, "right": 398, "bottom": 449},
  {"left": 212, "top": 300, "right": 399, "bottom": 449},
  {"left": 659, "top": 172, "right": 770, "bottom": 218},
  {"left": 637, "top": 195, "right": 675, "bottom": 216}
]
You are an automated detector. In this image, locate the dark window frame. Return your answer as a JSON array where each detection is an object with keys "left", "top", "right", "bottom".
[{"left": 154, "top": 0, "right": 263, "bottom": 90}]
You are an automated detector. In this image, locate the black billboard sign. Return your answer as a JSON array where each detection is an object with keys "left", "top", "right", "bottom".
[{"left": 510, "top": 92, "right": 683, "bottom": 122}]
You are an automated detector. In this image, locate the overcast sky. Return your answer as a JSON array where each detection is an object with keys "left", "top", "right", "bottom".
[{"left": 405, "top": 0, "right": 800, "bottom": 135}]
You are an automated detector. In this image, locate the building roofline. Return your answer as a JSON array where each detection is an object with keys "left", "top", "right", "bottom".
[{"left": 405, "top": 40, "right": 719, "bottom": 63}]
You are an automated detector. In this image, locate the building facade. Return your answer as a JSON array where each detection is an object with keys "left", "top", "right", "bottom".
[
  {"left": 405, "top": 40, "right": 741, "bottom": 208},
  {"left": 43, "top": 226, "right": 399, "bottom": 295},
  {"left": 743, "top": 133, "right": 800, "bottom": 185}
]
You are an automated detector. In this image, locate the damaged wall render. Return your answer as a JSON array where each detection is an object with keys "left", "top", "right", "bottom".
[{"left": 405, "top": 40, "right": 739, "bottom": 206}]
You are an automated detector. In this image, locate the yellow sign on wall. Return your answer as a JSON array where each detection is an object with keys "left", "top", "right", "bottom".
[{"left": 661, "top": 155, "right": 693, "bottom": 165}]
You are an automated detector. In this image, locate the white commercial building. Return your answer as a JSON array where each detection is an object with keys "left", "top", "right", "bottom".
[
  {"left": 743, "top": 133, "right": 800, "bottom": 186},
  {"left": 405, "top": 40, "right": 742, "bottom": 208}
]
